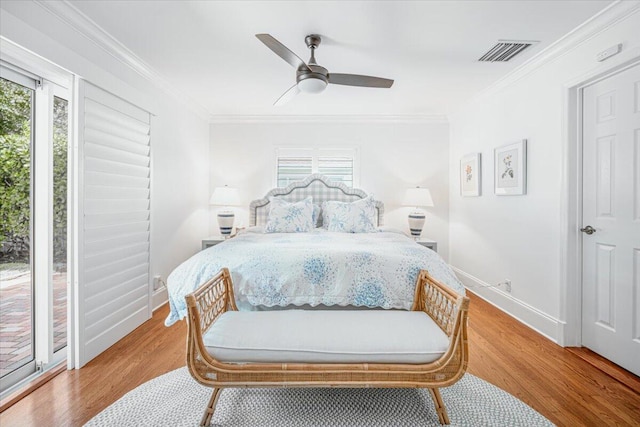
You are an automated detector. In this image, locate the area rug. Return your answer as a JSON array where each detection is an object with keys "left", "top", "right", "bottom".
[{"left": 85, "top": 368, "right": 554, "bottom": 426}]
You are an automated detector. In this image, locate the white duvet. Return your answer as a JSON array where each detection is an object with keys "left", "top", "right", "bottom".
[{"left": 165, "top": 228, "right": 464, "bottom": 326}]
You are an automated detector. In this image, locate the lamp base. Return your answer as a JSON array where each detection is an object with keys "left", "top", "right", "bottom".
[
  {"left": 217, "top": 210, "right": 235, "bottom": 238},
  {"left": 408, "top": 210, "right": 426, "bottom": 239}
]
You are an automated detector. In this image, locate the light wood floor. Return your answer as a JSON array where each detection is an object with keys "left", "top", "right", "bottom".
[{"left": 1, "top": 292, "right": 639, "bottom": 426}]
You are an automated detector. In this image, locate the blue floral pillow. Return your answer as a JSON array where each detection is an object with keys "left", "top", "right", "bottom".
[
  {"left": 322, "top": 196, "right": 377, "bottom": 233},
  {"left": 265, "top": 196, "right": 315, "bottom": 233}
]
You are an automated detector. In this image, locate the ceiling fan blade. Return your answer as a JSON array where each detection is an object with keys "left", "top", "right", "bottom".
[
  {"left": 328, "top": 73, "right": 394, "bottom": 88},
  {"left": 256, "top": 34, "right": 311, "bottom": 72},
  {"left": 274, "top": 84, "right": 300, "bottom": 106}
]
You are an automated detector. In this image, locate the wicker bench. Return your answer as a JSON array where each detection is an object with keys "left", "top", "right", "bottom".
[{"left": 185, "top": 268, "right": 470, "bottom": 426}]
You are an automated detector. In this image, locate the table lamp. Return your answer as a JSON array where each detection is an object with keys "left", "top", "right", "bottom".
[
  {"left": 210, "top": 185, "right": 240, "bottom": 238},
  {"left": 402, "top": 187, "right": 434, "bottom": 239}
]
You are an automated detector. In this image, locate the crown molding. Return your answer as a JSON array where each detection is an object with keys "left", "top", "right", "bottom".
[
  {"left": 209, "top": 114, "right": 449, "bottom": 124},
  {"left": 33, "top": 0, "right": 212, "bottom": 120},
  {"left": 453, "top": 0, "right": 640, "bottom": 116}
]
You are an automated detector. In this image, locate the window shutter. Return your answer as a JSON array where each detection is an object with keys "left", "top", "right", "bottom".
[
  {"left": 318, "top": 156, "right": 354, "bottom": 187},
  {"left": 74, "top": 82, "right": 151, "bottom": 367},
  {"left": 276, "top": 156, "right": 312, "bottom": 187}
]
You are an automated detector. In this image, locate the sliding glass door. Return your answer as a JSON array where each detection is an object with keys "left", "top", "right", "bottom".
[
  {"left": 53, "top": 95, "right": 68, "bottom": 353},
  {"left": 0, "top": 71, "right": 36, "bottom": 386},
  {"left": 0, "top": 65, "right": 69, "bottom": 393}
]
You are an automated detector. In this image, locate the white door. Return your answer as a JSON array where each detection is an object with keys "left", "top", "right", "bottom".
[{"left": 582, "top": 63, "right": 640, "bottom": 376}]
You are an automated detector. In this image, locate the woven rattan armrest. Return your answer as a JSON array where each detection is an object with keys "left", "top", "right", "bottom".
[
  {"left": 411, "top": 270, "right": 470, "bottom": 338},
  {"left": 185, "top": 268, "right": 237, "bottom": 372}
]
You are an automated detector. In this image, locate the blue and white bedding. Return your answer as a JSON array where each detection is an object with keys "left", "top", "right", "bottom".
[{"left": 165, "top": 228, "right": 464, "bottom": 326}]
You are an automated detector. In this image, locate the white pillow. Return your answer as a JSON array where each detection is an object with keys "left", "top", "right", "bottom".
[
  {"left": 322, "top": 196, "right": 377, "bottom": 233},
  {"left": 265, "top": 196, "right": 315, "bottom": 233}
]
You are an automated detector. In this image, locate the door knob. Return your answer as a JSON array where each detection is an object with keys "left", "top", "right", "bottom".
[{"left": 580, "top": 225, "right": 596, "bottom": 235}]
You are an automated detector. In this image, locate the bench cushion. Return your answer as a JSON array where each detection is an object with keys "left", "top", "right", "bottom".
[{"left": 202, "top": 310, "right": 449, "bottom": 364}]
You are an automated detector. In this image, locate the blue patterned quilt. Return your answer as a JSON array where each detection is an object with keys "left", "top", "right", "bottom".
[{"left": 165, "top": 229, "right": 464, "bottom": 326}]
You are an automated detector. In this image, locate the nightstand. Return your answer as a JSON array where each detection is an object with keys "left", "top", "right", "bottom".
[
  {"left": 202, "top": 236, "right": 226, "bottom": 250},
  {"left": 416, "top": 238, "right": 437, "bottom": 252}
]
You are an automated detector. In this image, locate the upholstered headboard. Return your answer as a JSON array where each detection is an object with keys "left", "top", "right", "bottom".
[{"left": 249, "top": 174, "right": 384, "bottom": 227}]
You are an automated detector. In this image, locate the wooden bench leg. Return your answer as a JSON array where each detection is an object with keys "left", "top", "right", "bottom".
[
  {"left": 200, "top": 387, "right": 222, "bottom": 426},
  {"left": 428, "top": 388, "right": 450, "bottom": 425}
]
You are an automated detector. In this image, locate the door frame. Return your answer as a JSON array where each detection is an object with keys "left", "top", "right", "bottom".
[
  {"left": 560, "top": 51, "right": 640, "bottom": 347},
  {"left": 0, "top": 40, "right": 75, "bottom": 397}
]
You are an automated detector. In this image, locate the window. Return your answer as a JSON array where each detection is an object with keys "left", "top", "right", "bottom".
[
  {"left": 0, "top": 72, "right": 36, "bottom": 386},
  {"left": 52, "top": 96, "right": 68, "bottom": 353},
  {"left": 276, "top": 156, "right": 313, "bottom": 187},
  {"left": 0, "top": 63, "right": 69, "bottom": 393},
  {"left": 317, "top": 156, "right": 354, "bottom": 188},
  {"left": 276, "top": 147, "right": 358, "bottom": 187}
]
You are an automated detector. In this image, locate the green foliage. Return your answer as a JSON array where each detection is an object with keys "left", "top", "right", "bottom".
[
  {"left": 0, "top": 78, "right": 32, "bottom": 135},
  {"left": 0, "top": 125, "right": 30, "bottom": 240},
  {"left": 0, "top": 78, "right": 32, "bottom": 261},
  {"left": 0, "top": 78, "right": 68, "bottom": 264},
  {"left": 53, "top": 97, "right": 68, "bottom": 264}
]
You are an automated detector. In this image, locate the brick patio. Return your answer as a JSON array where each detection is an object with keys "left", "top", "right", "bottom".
[{"left": 0, "top": 271, "right": 67, "bottom": 378}]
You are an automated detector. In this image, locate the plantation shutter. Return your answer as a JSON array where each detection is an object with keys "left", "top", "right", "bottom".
[
  {"left": 74, "top": 81, "right": 151, "bottom": 367},
  {"left": 276, "top": 148, "right": 357, "bottom": 188},
  {"left": 276, "top": 156, "right": 313, "bottom": 187},
  {"left": 318, "top": 156, "right": 354, "bottom": 187}
]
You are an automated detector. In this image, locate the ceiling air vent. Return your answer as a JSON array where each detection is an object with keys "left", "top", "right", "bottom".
[{"left": 478, "top": 40, "right": 538, "bottom": 62}]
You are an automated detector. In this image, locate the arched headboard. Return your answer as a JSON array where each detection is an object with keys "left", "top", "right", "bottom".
[{"left": 249, "top": 174, "right": 384, "bottom": 227}]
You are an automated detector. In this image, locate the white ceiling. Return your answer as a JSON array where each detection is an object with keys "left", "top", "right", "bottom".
[{"left": 69, "top": 0, "right": 611, "bottom": 118}]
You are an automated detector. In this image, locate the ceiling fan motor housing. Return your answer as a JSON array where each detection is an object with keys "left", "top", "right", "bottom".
[
  {"left": 305, "top": 34, "right": 322, "bottom": 49},
  {"left": 297, "top": 65, "right": 328, "bottom": 93}
]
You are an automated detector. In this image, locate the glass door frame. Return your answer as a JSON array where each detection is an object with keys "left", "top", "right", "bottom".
[
  {"left": 0, "top": 65, "right": 38, "bottom": 392},
  {"left": 34, "top": 78, "right": 69, "bottom": 368},
  {"left": 0, "top": 62, "right": 71, "bottom": 395}
]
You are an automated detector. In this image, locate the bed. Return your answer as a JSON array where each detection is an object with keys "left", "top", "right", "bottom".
[{"left": 165, "top": 174, "right": 464, "bottom": 326}]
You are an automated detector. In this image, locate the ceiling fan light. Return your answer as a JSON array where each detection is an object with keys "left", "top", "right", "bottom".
[{"left": 297, "top": 77, "right": 327, "bottom": 94}]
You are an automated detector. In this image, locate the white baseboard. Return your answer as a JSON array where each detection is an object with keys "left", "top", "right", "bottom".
[
  {"left": 152, "top": 287, "right": 168, "bottom": 312},
  {"left": 451, "top": 266, "right": 564, "bottom": 343}
]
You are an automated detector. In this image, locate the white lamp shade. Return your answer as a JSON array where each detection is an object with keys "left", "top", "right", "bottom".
[
  {"left": 210, "top": 185, "right": 240, "bottom": 206},
  {"left": 402, "top": 187, "right": 434, "bottom": 207},
  {"left": 298, "top": 78, "right": 327, "bottom": 94}
]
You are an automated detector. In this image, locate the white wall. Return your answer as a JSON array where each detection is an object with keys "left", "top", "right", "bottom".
[
  {"left": 448, "top": 5, "right": 640, "bottom": 341},
  {"left": 0, "top": 2, "right": 211, "bottom": 307},
  {"left": 210, "top": 120, "right": 451, "bottom": 259}
]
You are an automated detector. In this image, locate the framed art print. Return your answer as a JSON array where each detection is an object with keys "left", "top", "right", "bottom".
[
  {"left": 494, "top": 139, "right": 527, "bottom": 195},
  {"left": 460, "top": 153, "right": 481, "bottom": 197}
]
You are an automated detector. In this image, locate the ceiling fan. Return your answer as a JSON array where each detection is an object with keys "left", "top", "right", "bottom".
[{"left": 256, "top": 33, "right": 394, "bottom": 106}]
